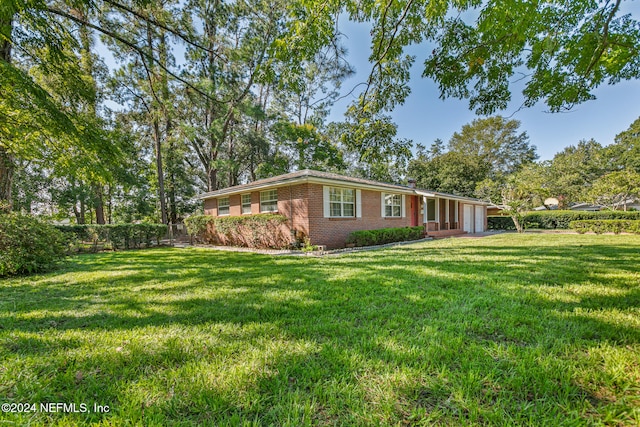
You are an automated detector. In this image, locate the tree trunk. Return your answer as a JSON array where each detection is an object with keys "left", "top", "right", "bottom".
[
  {"left": 93, "top": 184, "right": 105, "bottom": 224},
  {"left": 147, "top": 21, "right": 168, "bottom": 224},
  {"left": 0, "top": 10, "right": 14, "bottom": 208},
  {"left": 76, "top": 5, "right": 105, "bottom": 225},
  {"left": 153, "top": 119, "right": 168, "bottom": 224}
]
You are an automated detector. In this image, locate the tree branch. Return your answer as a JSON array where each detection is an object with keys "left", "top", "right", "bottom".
[
  {"left": 100, "top": 0, "right": 225, "bottom": 60},
  {"left": 46, "top": 6, "right": 223, "bottom": 105}
]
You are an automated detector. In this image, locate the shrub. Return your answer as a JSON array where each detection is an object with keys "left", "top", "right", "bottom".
[
  {"left": 488, "top": 211, "right": 640, "bottom": 230},
  {"left": 213, "top": 214, "right": 290, "bottom": 249},
  {"left": 55, "top": 223, "right": 167, "bottom": 251},
  {"left": 184, "top": 215, "right": 215, "bottom": 243},
  {"left": 487, "top": 216, "right": 516, "bottom": 230},
  {"left": 569, "top": 220, "right": 640, "bottom": 235},
  {"left": 346, "top": 226, "right": 424, "bottom": 247},
  {"left": 0, "top": 212, "right": 66, "bottom": 276}
]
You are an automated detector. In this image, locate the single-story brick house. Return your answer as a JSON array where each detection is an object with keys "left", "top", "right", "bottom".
[{"left": 197, "top": 170, "right": 488, "bottom": 249}]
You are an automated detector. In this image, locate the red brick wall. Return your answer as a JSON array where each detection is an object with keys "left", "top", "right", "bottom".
[
  {"left": 276, "top": 184, "right": 310, "bottom": 241},
  {"left": 204, "top": 183, "right": 418, "bottom": 249},
  {"left": 203, "top": 185, "right": 311, "bottom": 246},
  {"left": 307, "top": 184, "right": 412, "bottom": 249},
  {"left": 204, "top": 198, "right": 217, "bottom": 216}
]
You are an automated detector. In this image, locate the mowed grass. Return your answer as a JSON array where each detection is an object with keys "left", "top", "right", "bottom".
[{"left": 1, "top": 234, "right": 639, "bottom": 426}]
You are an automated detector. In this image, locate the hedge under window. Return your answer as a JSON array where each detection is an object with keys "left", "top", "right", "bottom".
[
  {"left": 260, "top": 190, "right": 278, "bottom": 213},
  {"left": 329, "top": 187, "right": 355, "bottom": 217},
  {"left": 218, "top": 197, "right": 230, "bottom": 216}
]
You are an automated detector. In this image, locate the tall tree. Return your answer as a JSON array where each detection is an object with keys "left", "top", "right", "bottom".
[
  {"left": 605, "top": 116, "right": 640, "bottom": 173},
  {"left": 588, "top": 169, "right": 640, "bottom": 211},
  {"left": 547, "top": 139, "right": 606, "bottom": 207},
  {"left": 408, "top": 117, "right": 537, "bottom": 196},
  {"left": 476, "top": 163, "right": 550, "bottom": 232}
]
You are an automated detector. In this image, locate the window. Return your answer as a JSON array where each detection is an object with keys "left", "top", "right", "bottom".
[
  {"left": 384, "top": 194, "right": 402, "bottom": 217},
  {"left": 426, "top": 198, "right": 436, "bottom": 221},
  {"left": 241, "top": 194, "right": 252, "bottom": 214},
  {"left": 260, "top": 189, "right": 278, "bottom": 212},
  {"left": 218, "top": 197, "right": 230, "bottom": 216},
  {"left": 329, "top": 187, "right": 355, "bottom": 217}
]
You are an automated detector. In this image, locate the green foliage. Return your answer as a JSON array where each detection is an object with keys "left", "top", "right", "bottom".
[
  {"left": 271, "top": 121, "right": 345, "bottom": 172},
  {"left": 0, "top": 212, "right": 66, "bottom": 276},
  {"left": 1, "top": 235, "right": 640, "bottom": 424},
  {"left": 346, "top": 226, "right": 424, "bottom": 247},
  {"left": 423, "top": 1, "right": 640, "bottom": 114},
  {"left": 488, "top": 210, "right": 640, "bottom": 230},
  {"left": 184, "top": 215, "right": 214, "bottom": 244},
  {"left": 547, "top": 139, "right": 606, "bottom": 206},
  {"left": 212, "top": 214, "right": 290, "bottom": 249},
  {"left": 587, "top": 168, "right": 640, "bottom": 211},
  {"left": 607, "top": 117, "right": 640, "bottom": 173},
  {"left": 487, "top": 216, "right": 517, "bottom": 231},
  {"left": 409, "top": 117, "right": 537, "bottom": 197},
  {"left": 55, "top": 223, "right": 167, "bottom": 251},
  {"left": 570, "top": 220, "right": 640, "bottom": 235}
]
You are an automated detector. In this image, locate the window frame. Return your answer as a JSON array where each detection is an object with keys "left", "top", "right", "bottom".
[
  {"left": 384, "top": 193, "right": 402, "bottom": 218},
  {"left": 241, "top": 193, "right": 252, "bottom": 215},
  {"left": 328, "top": 187, "right": 356, "bottom": 218},
  {"left": 218, "top": 197, "right": 230, "bottom": 216},
  {"left": 259, "top": 189, "right": 278, "bottom": 213}
]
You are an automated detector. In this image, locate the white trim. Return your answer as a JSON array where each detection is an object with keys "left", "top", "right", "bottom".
[
  {"left": 382, "top": 193, "right": 403, "bottom": 218},
  {"left": 356, "top": 189, "right": 362, "bottom": 218},
  {"left": 422, "top": 196, "right": 427, "bottom": 223},
  {"left": 323, "top": 186, "right": 330, "bottom": 218},
  {"left": 435, "top": 197, "right": 440, "bottom": 222},
  {"left": 454, "top": 201, "right": 458, "bottom": 224},
  {"left": 241, "top": 193, "right": 252, "bottom": 215},
  {"left": 401, "top": 195, "right": 406, "bottom": 218},
  {"left": 200, "top": 175, "right": 415, "bottom": 200},
  {"left": 445, "top": 198, "right": 449, "bottom": 225},
  {"left": 217, "top": 196, "right": 230, "bottom": 216},
  {"left": 325, "top": 186, "right": 356, "bottom": 218},
  {"left": 259, "top": 189, "right": 278, "bottom": 213}
]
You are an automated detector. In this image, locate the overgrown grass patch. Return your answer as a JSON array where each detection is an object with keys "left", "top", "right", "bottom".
[{"left": 1, "top": 235, "right": 639, "bottom": 425}]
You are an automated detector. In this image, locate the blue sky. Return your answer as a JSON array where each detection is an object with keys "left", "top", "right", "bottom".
[{"left": 327, "top": 8, "right": 640, "bottom": 161}]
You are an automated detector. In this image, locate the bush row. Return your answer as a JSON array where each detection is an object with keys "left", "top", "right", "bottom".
[
  {"left": 185, "top": 214, "right": 291, "bottom": 249},
  {"left": 346, "top": 226, "right": 424, "bottom": 247},
  {"left": 55, "top": 223, "right": 167, "bottom": 250},
  {"left": 488, "top": 210, "right": 640, "bottom": 230},
  {"left": 569, "top": 220, "right": 640, "bottom": 234},
  {"left": 1, "top": 212, "right": 66, "bottom": 276}
]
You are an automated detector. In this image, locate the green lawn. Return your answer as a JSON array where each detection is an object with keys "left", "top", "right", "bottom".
[{"left": 1, "top": 234, "right": 639, "bottom": 426}]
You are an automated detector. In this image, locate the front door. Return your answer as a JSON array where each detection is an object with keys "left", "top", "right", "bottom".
[{"left": 411, "top": 196, "right": 419, "bottom": 226}]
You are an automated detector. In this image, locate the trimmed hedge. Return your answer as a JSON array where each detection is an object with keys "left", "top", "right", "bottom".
[
  {"left": 569, "top": 220, "right": 640, "bottom": 234},
  {"left": 487, "top": 216, "right": 516, "bottom": 230},
  {"left": 185, "top": 214, "right": 291, "bottom": 249},
  {"left": 346, "top": 226, "right": 424, "bottom": 247},
  {"left": 55, "top": 223, "right": 167, "bottom": 251},
  {"left": 488, "top": 210, "right": 640, "bottom": 230},
  {"left": 1, "top": 212, "right": 66, "bottom": 276},
  {"left": 184, "top": 215, "right": 214, "bottom": 243}
]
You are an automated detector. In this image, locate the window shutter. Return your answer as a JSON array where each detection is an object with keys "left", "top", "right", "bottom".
[
  {"left": 323, "top": 186, "right": 330, "bottom": 218},
  {"left": 381, "top": 193, "right": 386, "bottom": 217},
  {"left": 402, "top": 195, "right": 406, "bottom": 218},
  {"left": 356, "top": 189, "right": 362, "bottom": 218}
]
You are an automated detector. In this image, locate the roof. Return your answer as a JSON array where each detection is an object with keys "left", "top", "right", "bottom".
[{"left": 197, "top": 169, "right": 488, "bottom": 205}]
